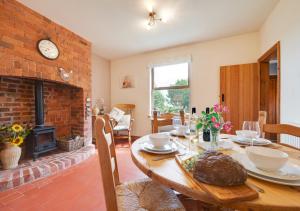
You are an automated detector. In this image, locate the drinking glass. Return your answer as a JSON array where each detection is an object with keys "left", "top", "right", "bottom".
[
  {"left": 242, "top": 121, "right": 260, "bottom": 146},
  {"left": 184, "top": 123, "right": 197, "bottom": 153},
  {"left": 172, "top": 116, "right": 181, "bottom": 131}
]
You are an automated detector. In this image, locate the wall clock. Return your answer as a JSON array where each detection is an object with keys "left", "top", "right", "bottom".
[{"left": 37, "top": 39, "right": 59, "bottom": 60}]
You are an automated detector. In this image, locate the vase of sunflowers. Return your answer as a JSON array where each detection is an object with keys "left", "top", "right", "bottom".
[{"left": 0, "top": 124, "right": 30, "bottom": 169}]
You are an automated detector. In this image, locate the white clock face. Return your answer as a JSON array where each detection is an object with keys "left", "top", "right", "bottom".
[{"left": 38, "top": 39, "right": 59, "bottom": 59}]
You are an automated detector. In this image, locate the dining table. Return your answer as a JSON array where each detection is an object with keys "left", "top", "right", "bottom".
[{"left": 130, "top": 134, "right": 300, "bottom": 211}]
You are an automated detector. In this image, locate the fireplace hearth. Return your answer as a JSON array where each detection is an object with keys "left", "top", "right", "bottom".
[{"left": 26, "top": 80, "right": 57, "bottom": 160}]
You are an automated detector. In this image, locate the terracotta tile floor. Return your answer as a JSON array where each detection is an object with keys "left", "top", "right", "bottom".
[{"left": 0, "top": 147, "right": 147, "bottom": 211}]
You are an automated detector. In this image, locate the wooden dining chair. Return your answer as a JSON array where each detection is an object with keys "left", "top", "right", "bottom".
[
  {"left": 114, "top": 104, "right": 135, "bottom": 116},
  {"left": 258, "top": 111, "right": 267, "bottom": 138},
  {"left": 112, "top": 104, "right": 135, "bottom": 144},
  {"left": 94, "top": 114, "right": 186, "bottom": 211},
  {"left": 263, "top": 124, "right": 300, "bottom": 149},
  {"left": 152, "top": 110, "right": 185, "bottom": 133}
]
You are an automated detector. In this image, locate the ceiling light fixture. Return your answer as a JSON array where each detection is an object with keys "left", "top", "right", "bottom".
[{"left": 147, "top": 11, "right": 162, "bottom": 28}]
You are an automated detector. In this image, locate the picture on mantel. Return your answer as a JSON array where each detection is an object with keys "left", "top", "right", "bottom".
[{"left": 121, "top": 75, "right": 135, "bottom": 89}]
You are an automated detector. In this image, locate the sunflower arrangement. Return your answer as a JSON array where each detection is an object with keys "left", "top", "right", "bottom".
[{"left": 0, "top": 124, "right": 31, "bottom": 146}]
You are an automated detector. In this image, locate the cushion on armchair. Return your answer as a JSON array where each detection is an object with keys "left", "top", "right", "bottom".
[
  {"left": 114, "top": 114, "right": 131, "bottom": 131},
  {"left": 109, "top": 107, "right": 125, "bottom": 122}
]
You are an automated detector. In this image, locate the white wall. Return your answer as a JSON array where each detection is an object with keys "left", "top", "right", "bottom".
[
  {"left": 91, "top": 53, "right": 111, "bottom": 112},
  {"left": 260, "top": 0, "right": 300, "bottom": 125},
  {"left": 111, "top": 33, "right": 260, "bottom": 136}
]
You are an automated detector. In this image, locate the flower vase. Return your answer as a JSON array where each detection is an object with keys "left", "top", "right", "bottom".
[
  {"left": 210, "top": 130, "right": 220, "bottom": 150},
  {"left": 0, "top": 143, "right": 21, "bottom": 170}
]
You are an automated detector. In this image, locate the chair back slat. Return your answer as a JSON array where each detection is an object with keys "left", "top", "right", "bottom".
[
  {"left": 152, "top": 110, "right": 185, "bottom": 133},
  {"left": 114, "top": 103, "right": 135, "bottom": 115},
  {"left": 94, "top": 115, "right": 120, "bottom": 211},
  {"left": 263, "top": 124, "right": 300, "bottom": 149},
  {"left": 180, "top": 110, "right": 185, "bottom": 126},
  {"left": 102, "top": 114, "right": 120, "bottom": 185},
  {"left": 111, "top": 157, "right": 116, "bottom": 173},
  {"left": 258, "top": 111, "right": 267, "bottom": 138}
]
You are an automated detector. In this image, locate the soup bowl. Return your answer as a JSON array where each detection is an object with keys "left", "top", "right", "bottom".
[
  {"left": 236, "top": 130, "right": 258, "bottom": 140},
  {"left": 246, "top": 146, "right": 288, "bottom": 171},
  {"left": 176, "top": 125, "right": 188, "bottom": 136},
  {"left": 149, "top": 133, "right": 170, "bottom": 148}
]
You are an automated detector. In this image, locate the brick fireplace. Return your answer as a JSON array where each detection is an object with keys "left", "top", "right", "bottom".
[
  {"left": 0, "top": 1, "right": 94, "bottom": 191},
  {"left": 0, "top": 0, "right": 92, "bottom": 145}
]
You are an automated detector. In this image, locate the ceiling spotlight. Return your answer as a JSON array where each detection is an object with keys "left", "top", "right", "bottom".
[{"left": 148, "top": 11, "right": 162, "bottom": 28}]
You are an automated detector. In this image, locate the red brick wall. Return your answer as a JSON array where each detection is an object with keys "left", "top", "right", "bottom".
[
  {"left": 44, "top": 82, "right": 73, "bottom": 137},
  {"left": 0, "top": 77, "right": 84, "bottom": 139},
  {"left": 0, "top": 77, "right": 35, "bottom": 124},
  {"left": 44, "top": 81, "right": 84, "bottom": 138},
  {"left": 0, "top": 1, "right": 92, "bottom": 142}
]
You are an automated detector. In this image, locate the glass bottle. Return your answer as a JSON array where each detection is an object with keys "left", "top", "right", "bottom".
[
  {"left": 203, "top": 107, "right": 210, "bottom": 142},
  {"left": 190, "top": 107, "right": 198, "bottom": 139}
]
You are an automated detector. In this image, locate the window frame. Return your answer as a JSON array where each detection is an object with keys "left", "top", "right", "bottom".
[{"left": 150, "top": 61, "right": 191, "bottom": 113}]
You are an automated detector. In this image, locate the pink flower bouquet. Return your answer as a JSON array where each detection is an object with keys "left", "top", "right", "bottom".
[{"left": 197, "top": 103, "right": 232, "bottom": 133}]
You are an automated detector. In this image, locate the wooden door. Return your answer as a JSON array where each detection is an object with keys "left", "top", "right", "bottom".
[
  {"left": 258, "top": 41, "right": 281, "bottom": 125},
  {"left": 268, "top": 76, "right": 277, "bottom": 125},
  {"left": 259, "top": 62, "right": 269, "bottom": 112},
  {"left": 267, "top": 75, "right": 278, "bottom": 140},
  {"left": 220, "top": 65, "right": 240, "bottom": 132},
  {"left": 220, "top": 63, "right": 259, "bottom": 132},
  {"left": 259, "top": 62, "right": 278, "bottom": 140}
]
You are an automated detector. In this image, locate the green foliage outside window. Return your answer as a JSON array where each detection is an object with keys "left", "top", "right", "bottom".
[
  {"left": 153, "top": 79, "right": 190, "bottom": 113},
  {"left": 153, "top": 90, "right": 166, "bottom": 112}
]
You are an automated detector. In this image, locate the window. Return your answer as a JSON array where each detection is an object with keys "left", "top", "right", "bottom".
[{"left": 151, "top": 62, "right": 190, "bottom": 113}]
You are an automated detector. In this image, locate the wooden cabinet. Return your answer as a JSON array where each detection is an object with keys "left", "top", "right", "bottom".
[{"left": 220, "top": 63, "right": 259, "bottom": 132}]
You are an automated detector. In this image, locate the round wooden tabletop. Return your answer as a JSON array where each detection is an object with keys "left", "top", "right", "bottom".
[{"left": 131, "top": 135, "right": 300, "bottom": 211}]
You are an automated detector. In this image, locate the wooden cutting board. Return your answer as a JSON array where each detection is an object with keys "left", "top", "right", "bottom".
[{"left": 175, "top": 155, "right": 259, "bottom": 204}]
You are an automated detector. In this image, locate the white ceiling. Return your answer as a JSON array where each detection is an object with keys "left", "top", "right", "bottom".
[{"left": 19, "top": 0, "right": 278, "bottom": 60}]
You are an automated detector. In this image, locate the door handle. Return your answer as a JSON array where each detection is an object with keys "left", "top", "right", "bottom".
[{"left": 222, "top": 94, "right": 225, "bottom": 102}]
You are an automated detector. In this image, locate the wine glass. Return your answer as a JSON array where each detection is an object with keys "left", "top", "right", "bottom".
[{"left": 242, "top": 121, "right": 260, "bottom": 146}]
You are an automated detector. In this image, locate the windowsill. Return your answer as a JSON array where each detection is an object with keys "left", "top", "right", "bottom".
[{"left": 148, "top": 112, "right": 190, "bottom": 118}]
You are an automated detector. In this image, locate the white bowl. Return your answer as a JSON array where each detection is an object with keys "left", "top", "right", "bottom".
[
  {"left": 236, "top": 130, "right": 257, "bottom": 139},
  {"left": 236, "top": 130, "right": 245, "bottom": 137},
  {"left": 149, "top": 133, "right": 170, "bottom": 148},
  {"left": 246, "top": 146, "right": 288, "bottom": 171},
  {"left": 176, "top": 125, "right": 188, "bottom": 135}
]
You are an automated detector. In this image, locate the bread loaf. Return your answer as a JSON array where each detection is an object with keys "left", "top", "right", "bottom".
[{"left": 193, "top": 151, "right": 247, "bottom": 186}]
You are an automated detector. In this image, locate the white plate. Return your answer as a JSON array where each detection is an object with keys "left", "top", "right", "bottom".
[
  {"left": 220, "top": 134, "right": 235, "bottom": 139},
  {"left": 247, "top": 171, "right": 300, "bottom": 187},
  {"left": 198, "top": 140, "right": 234, "bottom": 151},
  {"left": 141, "top": 142, "right": 178, "bottom": 154},
  {"left": 170, "top": 130, "right": 185, "bottom": 137},
  {"left": 144, "top": 142, "right": 172, "bottom": 152},
  {"left": 231, "top": 137, "right": 272, "bottom": 146},
  {"left": 232, "top": 153, "right": 300, "bottom": 181}
]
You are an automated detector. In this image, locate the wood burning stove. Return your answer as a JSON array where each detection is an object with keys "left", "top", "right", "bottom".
[{"left": 26, "top": 80, "right": 57, "bottom": 160}]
